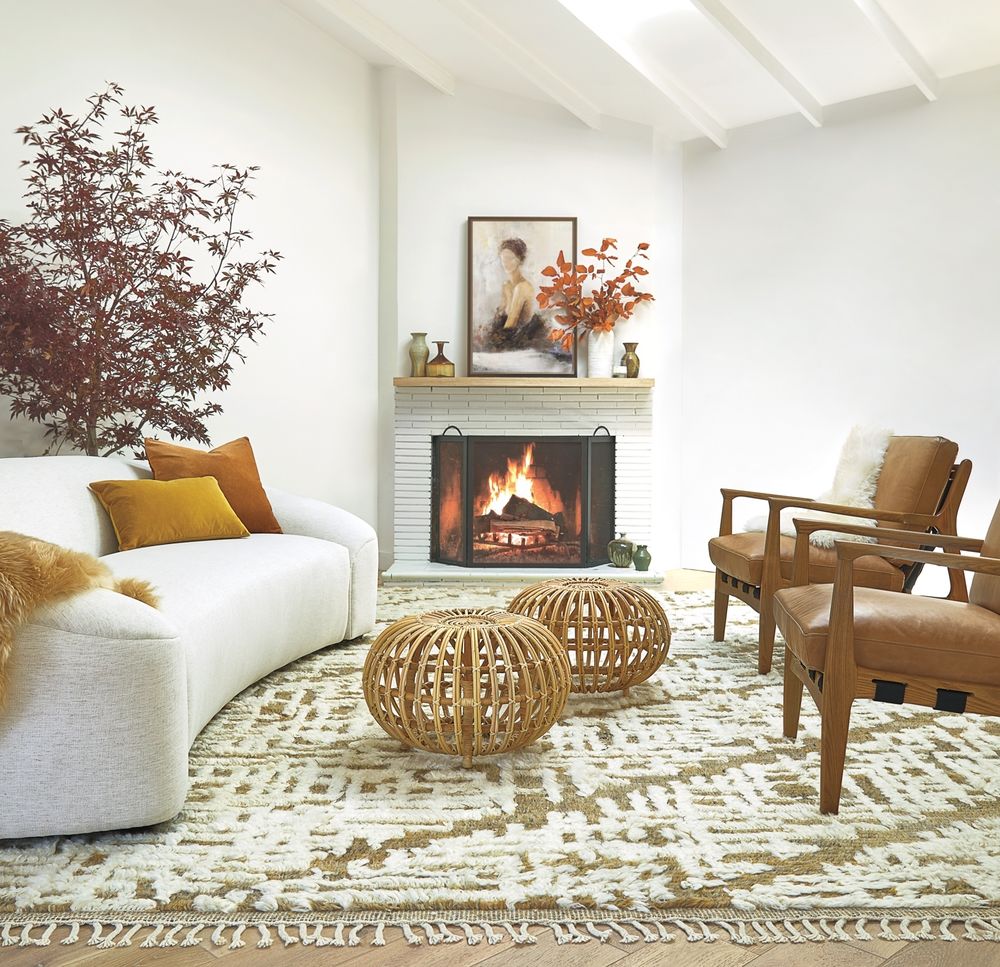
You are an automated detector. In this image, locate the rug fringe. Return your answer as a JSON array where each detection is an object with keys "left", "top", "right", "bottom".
[{"left": 3, "top": 915, "right": 1000, "bottom": 947}]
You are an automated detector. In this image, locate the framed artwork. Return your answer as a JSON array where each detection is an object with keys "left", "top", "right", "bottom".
[{"left": 467, "top": 216, "right": 577, "bottom": 377}]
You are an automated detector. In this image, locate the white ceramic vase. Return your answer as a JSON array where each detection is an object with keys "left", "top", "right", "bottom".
[{"left": 587, "top": 329, "right": 615, "bottom": 378}]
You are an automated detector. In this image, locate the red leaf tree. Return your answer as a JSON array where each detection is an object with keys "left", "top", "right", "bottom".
[{"left": 0, "top": 83, "right": 281, "bottom": 456}]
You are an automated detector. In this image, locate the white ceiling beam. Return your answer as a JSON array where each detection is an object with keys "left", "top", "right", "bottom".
[
  {"left": 689, "top": 0, "right": 824, "bottom": 127},
  {"left": 555, "top": 1, "right": 727, "bottom": 148},
  {"left": 293, "top": 0, "right": 456, "bottom": 96},
  {"left": 438, "top": 0, "right": 602, "bottom": 129},
  {"left": 851, "top": 0, "right": 938, "bottom": 101}
]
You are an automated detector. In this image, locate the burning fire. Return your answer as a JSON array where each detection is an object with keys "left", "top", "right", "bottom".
[
  {"left": 475, "top": 443, "right": 567, "bottom": 522},
  {"left": 479, "top": 444, "right": 538, "bottom": 517}
]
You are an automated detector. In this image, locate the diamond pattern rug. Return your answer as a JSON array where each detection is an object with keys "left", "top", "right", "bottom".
[{"left": 1, "top": 584, "right": 999, "bottom": 949}]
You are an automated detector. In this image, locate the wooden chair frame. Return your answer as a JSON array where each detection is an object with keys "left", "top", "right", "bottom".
[
  {"left": 713, "top": 459, "right": 972, "bottom": 675},
  {"left": 782, "top": 517, "right": 1000, "bottom": 814}
]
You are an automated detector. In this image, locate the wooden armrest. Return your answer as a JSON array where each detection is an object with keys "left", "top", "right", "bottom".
[
  {"left": 720, "top": 488, "right": 814, "bottom": 503},
  {"left": 835, "top": 541, "right": 1000, "bottom": 577},
  {"left": 790, "top": 520, "right": 983, "bottom": 587},
  {"left": 772, "top": 497, "right": 934, "bottom": 527},
  {"left": 791, "top": 518, "right": 983, "bottom": 552},
  {"left": 718, "top": 487, "right": 813, "bottom": 538}
]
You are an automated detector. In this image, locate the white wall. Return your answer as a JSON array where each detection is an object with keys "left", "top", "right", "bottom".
[
  {"left": 0, "top": 0, "right": 379, "bottom": 525},
  {"left": 683, "top": 68, "right": 1000, "bottom": 589},
  {"left": 10, "top": 7, "right": 993, "bottom": 577},
  {"left": 378, "top": 71, "right": 683, "bottom": 568}
]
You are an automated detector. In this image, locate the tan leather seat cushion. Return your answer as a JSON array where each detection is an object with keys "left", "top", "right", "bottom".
[
  {"left": 709, "top": 533, "right": 905, "bottom": 591},
  {"left": 774, "top": 584, "right": 1000, "bottom": 686}
]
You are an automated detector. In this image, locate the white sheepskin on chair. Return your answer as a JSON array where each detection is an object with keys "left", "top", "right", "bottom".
[{"left": 743, "top": 425, "right": 893, "bottom": 548}]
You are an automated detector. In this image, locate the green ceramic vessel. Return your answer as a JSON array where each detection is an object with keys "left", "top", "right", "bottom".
[
  {"left": 607, "top": 533, "right": 635, "bottom": 568},
  {"left": 408, "top": 332, "right": 429, "bottom": 377},
  {"left": 633, "top": 544, "right": 651, "bottom": 572}
]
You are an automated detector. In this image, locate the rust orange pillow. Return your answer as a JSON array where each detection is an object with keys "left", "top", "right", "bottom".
[{"left": 144, "top": 436, "right": 282, "bottom": 534}]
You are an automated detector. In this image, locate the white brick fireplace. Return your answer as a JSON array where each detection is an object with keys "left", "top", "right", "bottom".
[{"left": 385, "top": 378, "right": 658, "bottom": 582}]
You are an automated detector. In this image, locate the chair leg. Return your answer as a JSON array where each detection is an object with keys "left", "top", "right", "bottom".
[
  {"left": 758, "top": 599, "right": 776, "bottom": 675},
  {"left": 782, "top": 656, "right": 803, "bottom": 739},
  {"left": 713, "top": 573, "right": 729, "bottom": 642},
  {"left": 819, "top": 688, "right": 853, "bottom": 815}
]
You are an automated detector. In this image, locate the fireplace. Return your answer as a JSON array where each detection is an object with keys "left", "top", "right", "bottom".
[{"left": 431, "top": 430, "right": 614, "bottom": 567}]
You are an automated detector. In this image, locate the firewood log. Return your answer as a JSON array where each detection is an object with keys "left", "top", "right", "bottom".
[{"left": 502, "top": 495, "right": 556, "bottom": 522}]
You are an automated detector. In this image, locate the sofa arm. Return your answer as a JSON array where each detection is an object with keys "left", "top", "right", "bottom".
[
  {"left": 266, "top": 488, "right": 378, "bottom": 639},
  {"left": 0, "top": 589, "right": 188, "bottom": 838}
]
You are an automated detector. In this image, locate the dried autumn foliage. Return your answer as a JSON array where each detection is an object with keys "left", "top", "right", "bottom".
[
  {"left": 0, "top": 83, "right": 281, "bottom": 456},
  {"left": 536, "top": 238, "right": 653, "bottom": 352}
]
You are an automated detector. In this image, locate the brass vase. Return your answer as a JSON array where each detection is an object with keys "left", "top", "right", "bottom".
[
  {"left": 622, "top": 342, "right": 640, "bottom": 379},
  {"left": 408, "top": 332, "right": 429, "bottom": 377},
  {"left": 426, "top": 340, "right": 455, "bottom": 378}
]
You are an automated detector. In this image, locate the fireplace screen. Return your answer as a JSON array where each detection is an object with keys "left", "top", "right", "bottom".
[{"left": 432, "top": 432, "right": 614, "bottom": 567}]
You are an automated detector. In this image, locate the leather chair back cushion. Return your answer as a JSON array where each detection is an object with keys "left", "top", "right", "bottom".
[
  {"left": 970, "top": 501, "right": 1000, "bottom": 616},
  {"left": 874, "top": 436, "right": 958, "bottom": 531}
]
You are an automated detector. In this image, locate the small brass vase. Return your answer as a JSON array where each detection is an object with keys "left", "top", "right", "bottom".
[
  {"left": 426, "top": 340, "right": 455, "bottom": 378},
  {"left": 622, "top": 342, "right": 640, "bottom": 379}
]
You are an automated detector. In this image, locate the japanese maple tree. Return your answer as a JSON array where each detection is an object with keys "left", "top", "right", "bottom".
[
  {"left": 0, "top": 83, "right": 281, "bottom": 456},
  {"left": 537, "top": 238, "right": 654, "bottom": 352}
]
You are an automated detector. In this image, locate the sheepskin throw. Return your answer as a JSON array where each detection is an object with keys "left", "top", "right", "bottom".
[
  {"left": 0, "top": 532, "right": 158, "bottom": 706},
  {"left": 744, "top": 425, "right": 893, "bottom": 548}
]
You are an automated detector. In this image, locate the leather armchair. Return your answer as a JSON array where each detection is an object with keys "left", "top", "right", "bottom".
[
  {"left": 708, "top": 436, "right": 971, "bottom": 674},
  {"left": 775, "top": 505, "right": 1000, "bottom": 814}
]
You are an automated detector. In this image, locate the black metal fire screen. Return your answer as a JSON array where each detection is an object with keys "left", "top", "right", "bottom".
[{"left": 431, "top": 429, "right": 614, "bottom": 568}]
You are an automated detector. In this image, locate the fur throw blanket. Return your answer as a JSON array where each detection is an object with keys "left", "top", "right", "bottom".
[
  {"left": 0, "top": 532, "right": 158, "bottom": 707},
  {"left": 744, "top": 425, "right": 893, "bottom": 549}
]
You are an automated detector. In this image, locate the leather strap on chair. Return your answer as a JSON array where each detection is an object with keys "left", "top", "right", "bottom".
[
  {"left": 873, "top": 680, "right": 907, "bottom": 704},
  {"left": 934, "top": 689, "right": 969, "bottom": 713}
]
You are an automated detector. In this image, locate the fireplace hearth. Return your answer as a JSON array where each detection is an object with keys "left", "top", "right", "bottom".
[{"left": 431, "top": 430, "right": 614, "bottom": 568}]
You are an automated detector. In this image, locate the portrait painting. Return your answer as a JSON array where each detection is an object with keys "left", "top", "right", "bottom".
[{"left": 467, "top": 216, "right": 577, "bottom": 377}]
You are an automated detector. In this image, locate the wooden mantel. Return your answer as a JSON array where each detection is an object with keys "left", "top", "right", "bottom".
[{"left": 394, "top": 377, "right": 654, "bottom": 388}]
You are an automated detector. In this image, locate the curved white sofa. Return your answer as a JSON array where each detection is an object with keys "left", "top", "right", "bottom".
[{"left": 0, "top": 455, "right": 377, "bottom": 839}]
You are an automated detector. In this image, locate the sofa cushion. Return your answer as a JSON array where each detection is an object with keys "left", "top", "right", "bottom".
[
  {"left": 146, "top": 436, "right": 282, "bottom": 534},
  {"left": 89, "top": 476, "right": 250, "bottom": 550},
  {"left": 774, "top": 584, "right": 1000, "bottom": 686},
  {"left": 709, "top": 533, "right": 905, "bottom": 591},
  {"left": 102, "top": 534, "right": 350, "bottom": 738},
  {"left": 0, "top": 455, "right": 149, "bottom": 557}
]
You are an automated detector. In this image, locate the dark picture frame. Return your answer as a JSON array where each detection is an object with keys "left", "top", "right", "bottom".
[{"left": 467, "top": 216, "right": 577, "bottom": 378}]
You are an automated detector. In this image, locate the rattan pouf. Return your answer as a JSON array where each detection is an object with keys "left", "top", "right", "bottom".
[
  {"left": 508, "top": 578, "right": 671, "bottom": 695},
  {"left": 363, "top": 608, "right": 571, "bottom": 768}
]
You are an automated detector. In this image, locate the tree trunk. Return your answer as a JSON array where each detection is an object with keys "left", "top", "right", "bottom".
[{"left": 85, "top": 423, "right": 99, "bottom": 456}]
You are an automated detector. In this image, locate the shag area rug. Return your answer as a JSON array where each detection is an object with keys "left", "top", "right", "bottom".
[{"left": 2, "top": 583, "right": 999, "bottom": 952}]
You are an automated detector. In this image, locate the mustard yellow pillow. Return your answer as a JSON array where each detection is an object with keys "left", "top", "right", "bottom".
[{"left": 89, "top": 477, "right": 250, "bottom": 551}]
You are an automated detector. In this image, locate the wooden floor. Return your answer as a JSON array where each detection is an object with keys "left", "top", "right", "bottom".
[
  {"left": 3, "top": 924, "right": 1000, "bottom": 967},
  {"left": 7, "top": 570, "right": 998, "bottom": 966}
]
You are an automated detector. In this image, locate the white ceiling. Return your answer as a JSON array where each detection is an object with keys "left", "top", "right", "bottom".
[{"left": 286, "top": 0, "right": 1000, "bottom": 146}]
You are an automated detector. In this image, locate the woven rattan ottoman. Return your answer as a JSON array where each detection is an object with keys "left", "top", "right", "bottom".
[
  {"left": 509, "top": 577, "right": 671, "bottom": 695},
  {"left": 363, "top": 608, "right": 571, "bottom": 768}
]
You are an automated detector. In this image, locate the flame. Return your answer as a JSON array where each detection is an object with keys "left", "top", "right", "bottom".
[{"left": 478, "top": 444, "right": 537, "bottom": 516}]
